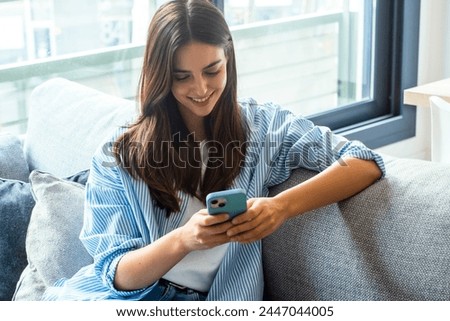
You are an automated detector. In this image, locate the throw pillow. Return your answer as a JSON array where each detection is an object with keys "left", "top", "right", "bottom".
[
  {"left": 0, "top": 134, "right": 30, "bottom": 182},
  {"left": 0, "top": 169, "right": 89, "bottom": 301},
  {"left": 0, "top": 178, "right": 35, "bottom": 301},
  {"left": 0, "top": 134, "right": 34, "bottom": 300},
  {"left": 13, "top": 170, "right": 93, "bottom": 301}
]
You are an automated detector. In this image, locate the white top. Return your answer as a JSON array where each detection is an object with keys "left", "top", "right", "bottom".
[
  {"left": 162, "top": 197, "right": 230, "bottom": 292},
  {"left": 162, "top": 140, "right": 229, "bottom": 292}
]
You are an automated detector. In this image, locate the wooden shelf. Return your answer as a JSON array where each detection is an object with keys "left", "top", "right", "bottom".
[{"left": 403, "top": 78, "right": 450, "bottom": 107}]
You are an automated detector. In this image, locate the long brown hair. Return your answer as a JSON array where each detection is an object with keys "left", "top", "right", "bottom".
[{"left": 114, "top": 0, "right": 247, "bottom": 214}]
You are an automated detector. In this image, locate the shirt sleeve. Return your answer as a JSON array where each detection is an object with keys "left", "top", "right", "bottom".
[
  {"left": 241, "top": 99, "right": 385, "bottom": 188},
  {"left": 80, "top": 138, "right": 149, "bottom": 297}
]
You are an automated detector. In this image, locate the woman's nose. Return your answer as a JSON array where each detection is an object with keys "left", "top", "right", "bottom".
[{"left": 192, "top": 77, "right": 208, "bottom": 96}]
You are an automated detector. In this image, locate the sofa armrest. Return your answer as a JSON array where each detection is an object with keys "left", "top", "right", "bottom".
[{"left": 263, "top": 157, "right": 450, "bottom": 300}]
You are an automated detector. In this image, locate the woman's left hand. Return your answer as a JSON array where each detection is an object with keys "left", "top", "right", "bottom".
[{"left": 226, "top": 197, "right": 288, "bottom": 243}]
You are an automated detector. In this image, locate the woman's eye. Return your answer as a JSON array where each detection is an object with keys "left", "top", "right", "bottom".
[
  {"left": 205, "top": 70, "right": 220, "bottom": 77},
  {"left": 174, "top": 74, "right": 189, "bottom": 81}
]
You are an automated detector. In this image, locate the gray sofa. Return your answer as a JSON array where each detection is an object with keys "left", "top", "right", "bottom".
[{"left": 1, "top": 78, "right": 449, "bottom": 301}]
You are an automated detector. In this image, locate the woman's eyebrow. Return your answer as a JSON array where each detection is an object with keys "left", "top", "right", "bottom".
[{"left": 173, "top": 60, "right": 222, "bottom": 73}]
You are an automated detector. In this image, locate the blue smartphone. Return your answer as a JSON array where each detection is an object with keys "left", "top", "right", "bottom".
[{"left": 206, "top": 188, "right": 247, "bottom": 219}]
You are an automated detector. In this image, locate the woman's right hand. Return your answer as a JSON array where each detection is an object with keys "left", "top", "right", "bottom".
[
  {"left": 115, "top": 209, "right": 233, "bottom": 291},
  {"left": 179, "top": 209, "right": 234, "bottom": 252}
]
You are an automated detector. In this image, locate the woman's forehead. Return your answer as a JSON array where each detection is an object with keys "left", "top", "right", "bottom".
[{"left": 173, "top": 42, "right": 226, "bottom": 70}]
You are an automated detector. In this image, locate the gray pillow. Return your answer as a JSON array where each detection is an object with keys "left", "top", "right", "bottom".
[
  {"left": 13, "top": 170, "right": 92, "bottom": 301},
  {"left": 0, "top": 134, "right": 33, "bottom": 300},
  {"left": 0, "top": 178, "right": 34, "bottom": 300},
  {"left": 0, "top": 134, "right": 30, "bottom": 182}
]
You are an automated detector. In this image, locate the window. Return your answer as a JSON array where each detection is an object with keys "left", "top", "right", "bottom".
[
  {"left": 0, "top": 0, "right": 168, "bottom": 134},
  {"left": 226, "top": 0, "right": 373, "bottom": 117},
  {"left": 0, "top": 0, "right": 420, "bottom": 149},
  {"left": 216, "top": 0, "right": 420, "bottom": 148}
]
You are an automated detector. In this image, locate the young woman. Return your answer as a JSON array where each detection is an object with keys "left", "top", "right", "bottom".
[{"left": 43, "top": 0, "right": 384, "bottom": 301}]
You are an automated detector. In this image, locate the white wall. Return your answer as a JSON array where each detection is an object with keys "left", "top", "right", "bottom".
[{"left": 375, "top": 0, "right": 450, "bottom": 160}]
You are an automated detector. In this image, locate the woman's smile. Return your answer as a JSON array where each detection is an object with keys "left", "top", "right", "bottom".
[
  {"left": 171, "top": 41, "right": 227, "bottom": 125},
  {"left": 190, "top": 92, "right": 213, "bottom": 103}
]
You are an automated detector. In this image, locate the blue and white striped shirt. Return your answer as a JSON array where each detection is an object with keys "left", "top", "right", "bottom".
[{"left": 43, "top": 98, "right": 385, "bottom": 301}]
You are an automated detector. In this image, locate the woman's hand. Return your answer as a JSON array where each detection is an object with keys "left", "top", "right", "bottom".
[
  {"left": 225, "top": 197, "right": 289, "bottom": 244},
  {"left": 115, "top": 209, "right": 233, "bottom": 291},
  {"left": 224, "top": 158, "right": 382, "bottom": 245},
  {"left": 179, "top": 209, "right": 234, "bottom": 251}
]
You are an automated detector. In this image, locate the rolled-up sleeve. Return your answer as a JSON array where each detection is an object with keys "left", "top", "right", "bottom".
[
  {"left": 240, "top": 99, "right": 385, "bottom": 188},
  {"left": 80, "top": 141, "right": 148, "bottom": 297},
  {"left": 280, "top": 117, "right": 385, "bottom": 174}
]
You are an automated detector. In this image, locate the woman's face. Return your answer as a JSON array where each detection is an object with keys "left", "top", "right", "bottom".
[{"left": 171, "top": 42, "right": 227, "bottom": 122}]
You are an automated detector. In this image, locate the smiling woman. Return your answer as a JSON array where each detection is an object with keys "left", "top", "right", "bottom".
[
  {"left": 120, "top": 0, "right": 247, "bottom": 217},
  {"left": 41, "top": 0, "right": 384, "bottom": 302},
  {"left": 171, "top": 42, "right": 228, "bottom": 139}
]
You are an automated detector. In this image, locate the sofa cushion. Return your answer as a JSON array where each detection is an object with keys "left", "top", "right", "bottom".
[
  {"left": 263, "top": 156, "right": 450, "bottom": 300},
  {"left": 0, "top": 133, "right": 29, "bottom": 182},
  {"left": 0, "top": 134, "right": 34, "bottom": 300},
  {"left": 0, "top": 178, "right": 35, "bottom": 301},
  {"left": 24, "top": 77, "right": 136, "bottom": 178},
  {"left": 13, "top": 170, "right": 92, "bottom": 301},
  {"left": 0, "top": 169, "right": 90, "bottom": 301}
]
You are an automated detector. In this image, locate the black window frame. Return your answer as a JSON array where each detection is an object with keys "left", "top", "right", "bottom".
[{"left": 213, "top": 0, "right": 420, "bottom": 149}]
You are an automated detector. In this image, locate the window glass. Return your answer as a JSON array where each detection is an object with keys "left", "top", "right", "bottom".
[
  {"left": 225, "top": 0, "right": 375, "bottom": 117},
  {"left": 0, "top": 0, "right": 168, "bottom": 134},
  {"left": 0, "top": 0, "right": 418, "bottom": 149},
  {"left": 0, "top": 0, "right": 165, "bottom": 63}
]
